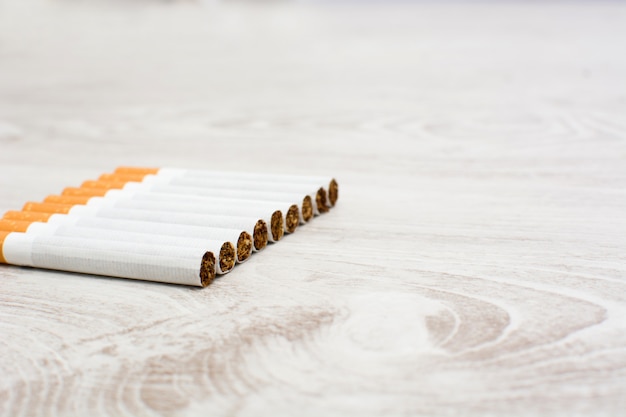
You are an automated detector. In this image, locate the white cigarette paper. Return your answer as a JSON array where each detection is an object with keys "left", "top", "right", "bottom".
[
  {"left": 156, "top": 168, "right": 339, "bottom": 207},
  {"left": 25, "top": 222, "right": 235, "bottom": 274},
  {"left": 60, "top": 205, "right": 272, "bottom": 248},
  {"left": 2, "top": 232, "right": 215, "bottom": 287},
  {"left": 99, "top": 191, "right": 303, "bottom": 230},
  {"left": 83, "top": 192, "right": 284, "bottom": 240},
  {"left": 46, "top": 216, "right": 253, "bottom": 262},
  {"left": 118, "top": 181, "right": 323, "bottom": 217}
]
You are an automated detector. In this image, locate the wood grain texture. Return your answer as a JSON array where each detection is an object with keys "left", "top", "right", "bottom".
[{"left": 1, "top": 1, "right": 625, "bottom": 416}]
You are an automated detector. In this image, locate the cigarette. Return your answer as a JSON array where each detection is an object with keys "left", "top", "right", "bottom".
[
  {"left": 11, "top": 220, "right": 236, "bottom": 274},
  {"left": 92, "top": 180, "right": 311, "bottom": 226},
  {"left": 171, "top": 176, "right": 337, "bottom": 209},
  {"left": 0, "top": 215, "right": 233, "bottom": 275},
  {"left": 19, "top": 202, "right": 269, "bottom": 252},
  {"left": 134, "top": 193, "right": 301, "bottom": 232},
  {"left": 0, "top": 216, "right": 252, "bottom": 264},
  {"left": 1, "top": 167, "right": 338, "bottom": 286},
  {"left": 95, "top": 178, "right": 314, "bottom": 223},
  {"left": 107, "top": 168, "right": 333, "bottom": 218},
  {"left": 113, "top": 167, "right": 340, "bottom": 207},
  {"left": 58, "top": 184, "right": 282, "bottom": 244},
  {"left": 60, "top": 184, "right": 286, "bottom": 242},
  {"left": 108, "top": 192, "right": 301, "bottom": 233},
  {"left": 84, "top": 191, "right": 289, "bottom": 239},
  {"left": 40, "top": 196, "right": 254, "bottom": 261},
  {"left": 0, "top": 230, "right": 216, "bottom": 287}
]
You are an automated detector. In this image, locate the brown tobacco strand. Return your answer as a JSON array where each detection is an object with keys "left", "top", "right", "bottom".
[
  {"left": 253, "top": 220, "right": 268, "bottom": 250},
  {"left": 200, "top": 252, "right": 216, "bottom": 287},
  {"left": 270, "top": 210, "right": 284, "bottom": 241},
  {"left": 301, "top": 196, "right": 313, "bottom": 222},
  {"left": 328, "top": 179, "right": 339, "bottom": 206},
  {"left": 316, "top": 188, "right": 329, "bottom": 213},
  {"left": 237, "top": 232, "right": 253, "bottom": 262},
  {"left": 285, "top": 205, "right": 299, "bottom": 233},
  {"left": 219, "top": 242, "right": 236, "bottom": 273}
]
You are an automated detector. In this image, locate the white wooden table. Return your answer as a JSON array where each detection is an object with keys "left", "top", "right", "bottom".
[{"left": 1, "top": 2, "right": 625, "bottom": 416}]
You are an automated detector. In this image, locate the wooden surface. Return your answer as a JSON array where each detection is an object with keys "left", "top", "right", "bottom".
[{"left": 1, "top": 1, "right": 625, "bottom": 416}]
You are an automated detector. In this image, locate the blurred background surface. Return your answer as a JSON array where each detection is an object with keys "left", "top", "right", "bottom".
[{"left": 1, "top": 0, "right": 623, "bottom": 180}]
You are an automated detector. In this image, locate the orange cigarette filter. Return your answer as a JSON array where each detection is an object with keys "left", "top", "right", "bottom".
[
  {"left": 62, "top": 187, "right": 109, "bottom": 197},
  {"left": 23, "top": 202, "right": 73, "bottom": 214},
  {"left": 99, "top": 173, "right": 147, "bottom": 182},
  {"left": 0, "top": 230, "right": 10, "bottom": 263},
  {"left": 115, "top": 167, "right": 159, "bottom": 175},
  {"left": 81, "top": 180, "right": 128, "bottom": 190},
  {"left": 3, "top": 211, "right": 53, "bottom": 222},
  {"left": 44, "top": 195, "right": 91, "bottom": 205},
  {"left": 0, "top": 219, "right": 32, "bottom": 233}
]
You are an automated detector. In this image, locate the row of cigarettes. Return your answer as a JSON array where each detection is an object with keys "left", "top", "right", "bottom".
[{"left": 0, "top": 167, "right": 339, "bottom": 286}]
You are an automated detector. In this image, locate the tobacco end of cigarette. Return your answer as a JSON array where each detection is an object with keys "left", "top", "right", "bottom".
[
  {"left": 219, "top": 242, "right": 236, "bottom": 274},
  {"left": 270, "top": 210, "right": 284, "bottom": 241},
  {"left": 236, "top": 231, "right": 252, "bottom": 262},
  {"left": 200, "top": 251, "right": 216, "bottom": 287},
  {"left": 285, "top": 204, "right": 299, "bottom": 233},
  {"left": 328, "top": 179, "right": 339, "bottom": 206},
  {"left": 301, "top": 196, "right": 313, "bottom": 222},
  {"left": 253, "top": 219, "right": 268, "bottom": 250},
  {"left": 316, "top": 188, "right": 329, "bottom": 213}
]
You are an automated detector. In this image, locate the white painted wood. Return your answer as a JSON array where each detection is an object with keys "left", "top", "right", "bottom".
[{"left": 1, "top": 1, "right": 625, "bottom": 416}]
